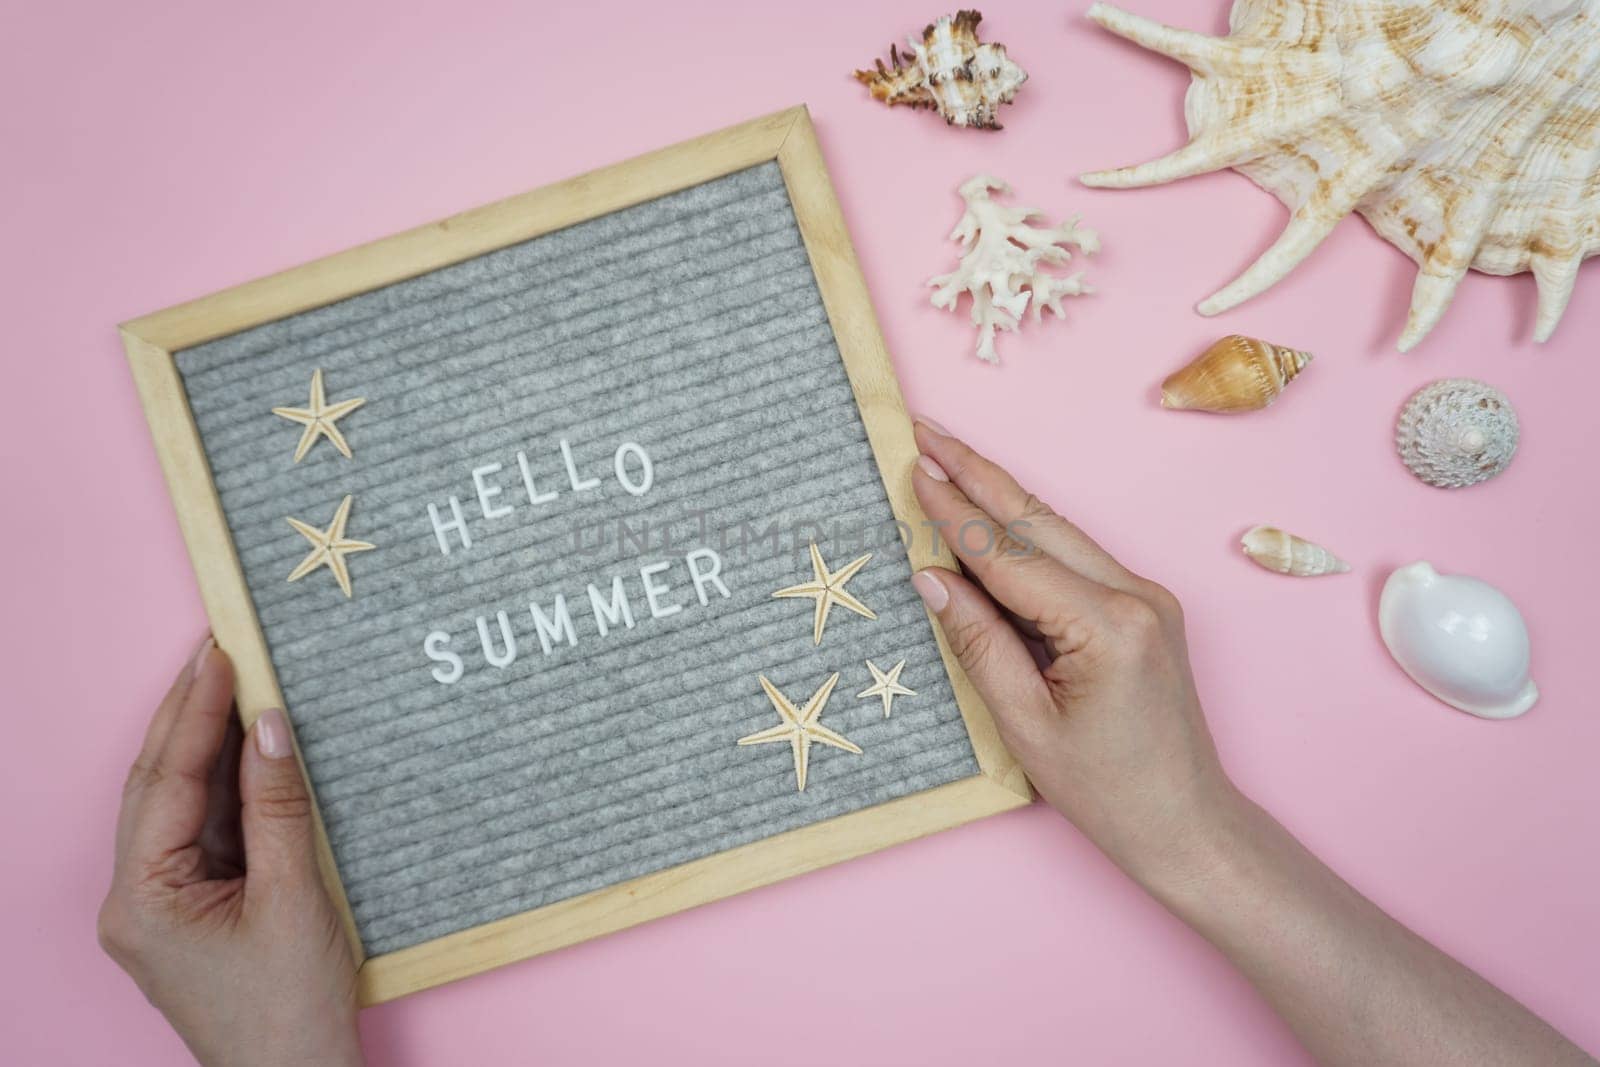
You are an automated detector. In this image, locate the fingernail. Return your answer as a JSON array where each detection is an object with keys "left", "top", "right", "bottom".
[
  {"left": 915, "top": 415, "right": 951, "bottom": 437},
  {"left": 255, "top": 708, "right": 292, "bottom": 760},
  {"left": 912, "top": 570, "right": 950, "bottom": 612},
  {"left": 191, "top": 634, "right": 215, "bottom": 681},
  {"left": 916, "top": 453, "right": 950, "bottom": 482}
]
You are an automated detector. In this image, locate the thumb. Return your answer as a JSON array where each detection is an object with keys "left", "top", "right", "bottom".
[
  {"left": 912, "top": 567, "right": 1054, "bottom": 752},
  {"left": 239, "top": 707, "right": 320, "bottom": 892}
]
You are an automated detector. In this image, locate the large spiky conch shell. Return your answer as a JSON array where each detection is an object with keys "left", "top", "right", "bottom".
[
  {"left": 854, "top": 10, "right": 1028, "bottom": 129},
  {"left": 1161, "top": 334, "right": 1312, "bottom": 413},
  {"left": 1396, "top": 378, "right": 1520, "bottom": 488},
  {"left": 1241, "top": 525, "right": 1350, "bottom": 576},
  {"left": 1080, "top": 0, "right": 1599, "bottom": 350}
]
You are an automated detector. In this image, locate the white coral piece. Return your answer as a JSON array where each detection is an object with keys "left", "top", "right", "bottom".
[{"left": 928, "top": 175, "right": 1098, "bottom": 363}]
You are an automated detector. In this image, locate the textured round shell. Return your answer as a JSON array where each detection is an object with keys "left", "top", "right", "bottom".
[{"left": 1396, "top": 379, "right": 1519, "bottom": 489}]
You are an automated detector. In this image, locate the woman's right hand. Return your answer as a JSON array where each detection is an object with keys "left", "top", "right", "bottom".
[
  {"left": 908, "top": 417, "right": 1237, "bottom": 887},
  {"left": 907, "top": 417, "right": 1596, "bottom": 1067}
]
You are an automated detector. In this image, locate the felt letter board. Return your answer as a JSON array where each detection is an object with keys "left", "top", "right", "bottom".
[{"left": 122, "top": 107, "right": 1030, "bottom": 1003}]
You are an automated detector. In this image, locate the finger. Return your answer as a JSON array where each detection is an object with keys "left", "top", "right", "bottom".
[
  {"left": 116, "top": 639, "right": 206, "bottom": 865},
  {"left": 124, "top": 647, "right": 238, "bottom": 866},
  {"left": 946, "top": 558, "right": 1063, "bottom": 658},
  {"left": 913, "top": 419, "right": 1141, "bottom": 593},
  {"left": 240, "top": 708, "right": 320, "bottom": 896},
  {"left": 199, "top": 713, "right": 245, "bottom": 879},
  {"left": 155, "top": 642, "right": 237, "bottom": 784},
  {"left": 913, "top": 451, "right": 1111, "bottom": 637},
  {"left": 125, "top": 633, "right": 214, "bottom": 798},
  {"left": 911, "top": 568, "right": 1057, "bottom": 755}
]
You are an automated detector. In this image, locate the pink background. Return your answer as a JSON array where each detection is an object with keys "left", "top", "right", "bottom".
[{"left": 3, "top": 1, "right": 1596, "bottom": 1063}]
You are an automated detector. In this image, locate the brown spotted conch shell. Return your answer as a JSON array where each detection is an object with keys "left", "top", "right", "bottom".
[
  {"left": 1241, "top": 525, "right": 1350, "bottom": 577},
  {"left": 1081, "top": 0, "right": 1599, "bottom": 350},
  {"left": 1161, "top": 335, "right": 1312, "bottom": 413},
  {"left": 1396, "top": 379, "right": 1519, "bottom": 488},
  {"left": 854, "top": 10, "right": 1027, "bottom": 130}
]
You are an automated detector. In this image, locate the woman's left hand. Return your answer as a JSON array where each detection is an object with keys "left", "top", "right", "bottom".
[{"left": 98, "top": 637, "right": 364, "bottom": 1067}]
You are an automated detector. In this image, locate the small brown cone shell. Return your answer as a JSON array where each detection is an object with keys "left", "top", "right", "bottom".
[{"left": 1161, "top": 335, "right": 1313, "bottom": 414}]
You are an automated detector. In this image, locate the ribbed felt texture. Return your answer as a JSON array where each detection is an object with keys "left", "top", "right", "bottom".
[{"left": 174, "top": 162, "right": 980, "bottom": 956}]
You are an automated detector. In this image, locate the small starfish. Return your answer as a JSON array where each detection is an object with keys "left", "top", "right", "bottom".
[
  {"left": 737, "top": 673, "right": 862, "bottom": 792},
  {"left": 772, "top": 542, "right": 877, "bottom": 646},
  {"left": 857, "top": 659, "right": 916, "bottom": 718},
  {"left": 285, "top": 495, "right": 375, "bottom": 598},
  {"left": 272, "top": 368, "right": 366, "bottom": 462}
]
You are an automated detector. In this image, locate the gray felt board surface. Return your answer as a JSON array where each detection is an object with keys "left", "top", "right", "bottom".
[{"left": 174, "top": 161, "right": 980, "bottom": 956}]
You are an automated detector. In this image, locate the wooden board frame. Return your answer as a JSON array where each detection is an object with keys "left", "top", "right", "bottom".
[{"left": 121, "top": 105, "right": 1032, "bottom": 1005}]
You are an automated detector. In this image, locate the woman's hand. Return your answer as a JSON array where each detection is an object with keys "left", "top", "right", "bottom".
[
  {"left": 909, "top": 417, "right": 1235, "bottom": 888},
  {"left": 98, "top": 639, "right": 363, "bottom": 1067},
  {"left": 908, "top": 417, "right": 1595, "bottom": 1067}
]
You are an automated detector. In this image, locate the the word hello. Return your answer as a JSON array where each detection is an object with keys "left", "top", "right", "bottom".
[{"left": 426, "top": 437, "right": 654, "bottom": 557}]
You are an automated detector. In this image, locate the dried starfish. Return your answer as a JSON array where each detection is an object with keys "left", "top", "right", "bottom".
[
  {"left": 857, "top": 659, "right": 916, "bottom": 718},
  {"left": 772, "top": 542, "right": 877, "bottom": 646},
  {"left": 285, "top": 494, "right": 375, "bottom": 599},
  {"left": 272, "top": 368, "right": 366, "bottom": 462},
  {"left": 737, "top": 673, "right": 862, "bottom": 792}
]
